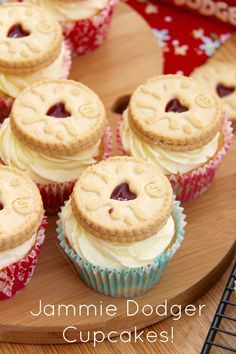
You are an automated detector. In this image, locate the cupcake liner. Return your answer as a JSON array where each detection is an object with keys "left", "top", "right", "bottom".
[
  {"left": 117, "top": 113, "right": 233, "bottom": 202},
  {"left": 168, "top": 114, "right": 233, "bottom": 202},
  {"left": 57, "top": 200, "right": 186, "bottom": 298},
  {"left": 61, "top": 39, "right": 72, "bottom": 79},
  {"left": 38, "top": 125, "right": 112, "bottom": 214},
  {"left": 0, "top": 217, "right": 47, "bottom": 300},
  {"left": 62, "top": 0, "right": 117, "bottom": 56},
  {"left": 0, "top": 95, "right": 13, "bottom": 124}
]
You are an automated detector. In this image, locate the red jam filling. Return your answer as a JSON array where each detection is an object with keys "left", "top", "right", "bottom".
[
  {"left": 46, "top": 103, "right": 71, "bottom": 118},
  {"left": 7, "top": 24, "right": 30, "bottom": 39},
  {"left": 110, "top": 183, "right": 137, "bottom": 201},
  {"left": 0, "top": 202, "right": 3, "bottom": 211},
  {"left": 165, "top": 98, "right": 189, "bottom": 113},
  {"left": 216, "top": 84, "right": 235, "bottom": 98}
]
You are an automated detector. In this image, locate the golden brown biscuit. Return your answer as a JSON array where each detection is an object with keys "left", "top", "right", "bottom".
[
  {"left": 10, "top": 79, "right": 106, "bottom": 155},
  {"left": 191, "top": 61, "right": 236, "bottom": 127},
  {"left": 71, "top": 156, "right": 173, "bottom": 242},
  {"left": 0, "top": 3, "right": 62, "bottom": 74},
  {"left": 128, "top": 75, "right": 221, "bottom": 152},
  {"left": 0, "top": 165, "right": 44, "bottom": 252}
]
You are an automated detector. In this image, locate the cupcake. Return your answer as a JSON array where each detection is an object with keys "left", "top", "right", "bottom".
[
  {"left": 118, "top": 75, "right": 233, "bottom": 202},
  {"left": 0, "top": 79, "right": 112, "bottom": 213},
  {"left": 25, "top": 0, "right": 117, "bottom": 56},
  {"left": 0, "top": 2, "right": 71, "bottom": 122},
  {"left": 191, "top": 61, "right": 236, "bottom": 130},
  {"left": 57, "top": 156, "right": 186, "bottom": 298},
  {"left": 0, "top": 165, "right": 47, "bottom": 300}
]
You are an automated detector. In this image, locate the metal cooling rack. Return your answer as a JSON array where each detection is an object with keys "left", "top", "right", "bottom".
[{"left": 201, "top": 262, "right": 236, "bottom": 353}]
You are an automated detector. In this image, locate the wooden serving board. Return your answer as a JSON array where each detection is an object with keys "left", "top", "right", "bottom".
[{"left": 0, "top": 2, "right": 235, "bottom": 345}]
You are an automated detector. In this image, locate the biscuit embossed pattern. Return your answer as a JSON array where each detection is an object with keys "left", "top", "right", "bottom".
[
  {"left": 10, "top": 80, "right": 106, "bottom": 155},
  {"left": 191, "top": 61, "right": 236, "bottom": 126},
  {"left": 71, "top": 157, "right": 173, "bottom": 242},
  {"left": 0, "top": 165, "right": 43, "bottom": 252},
  {"left": 129, "top": 75, "right": 221, "bottom": 151},
  {"left": 0, "top": 3, "right": 62, "bottom": 74}
]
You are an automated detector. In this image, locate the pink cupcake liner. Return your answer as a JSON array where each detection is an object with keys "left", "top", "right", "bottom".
[
  {"left": 117, "top": 113, "right": 233, "bottom": 202},
  {"left": 0, "top": 217, "right": 47, "bottom": 300},
  {"left": 62, "top": 0, "right": 117, "bottom": 56},
  {"left": 61, "top": 39, "right": 72, "bottom": 79},
  {"left": 38, "top": 125, "right": 113, "bottom": 214}
]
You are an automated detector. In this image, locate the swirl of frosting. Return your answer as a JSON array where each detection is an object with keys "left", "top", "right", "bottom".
[
  {"left": 0, "top": 119, "right": 101, "bottom": 184},
  {"left": 61, "top": 200, "right": 175, "bottom": 270},
  {"left": 0, "top": 42, "right": 68, "bottom": 99},
  {"left": 27, "top": 0, "right": 108, "bottom": 21},
  {"left": 120, "top": 111, "right": 220, "bottom": 175},
  {"left": 0, "top": 233, "right": 36, "bottom": 269}
]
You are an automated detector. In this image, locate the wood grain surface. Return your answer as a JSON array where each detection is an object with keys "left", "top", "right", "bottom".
[
  {"left": 0, "top": 261, "right": 235, "bottom": 353},
  {"left": 0, "top": 2, "right": 235, "bottom": 352}
]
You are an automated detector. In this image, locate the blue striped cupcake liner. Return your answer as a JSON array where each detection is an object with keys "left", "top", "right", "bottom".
[{"left": 57, "top": 200, "right": 186, "bottom": 298}]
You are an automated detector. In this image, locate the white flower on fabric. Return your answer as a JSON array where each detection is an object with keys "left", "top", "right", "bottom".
[
  {"left": 199, "top": 36, "right": 220, "bottom": 56},
  {"left": 192, "top": 28, "right": 204, "bottom": 39},
  {"left": 174, "top": 45, "right": 189, "bottom": 56},
  {"left": 145, "top": 4, "right": 158, "bottom": 14},
  {"left": 165, "top": 16, "right": 172, "bottom": 23},
  {"left": 152, "top": 28, "right": 170, "bottom": 47}
]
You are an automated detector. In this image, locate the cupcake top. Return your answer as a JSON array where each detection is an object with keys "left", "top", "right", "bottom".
[
  {"left": 191, "top": 61, "right": 236, "bottom": 122},
  {"left": 10, "top": 79, "right": 106, "bottom": 156},
  {"left": 71, "top": 156, "right": 173, "bottom": 242},
  {"left": 27, "top": 0, "right": 109, "bottom": 21},
  {"left": 128, "top": 75, "right": 221, "bottom": 152},
  {"left": 0, "top": 165, "right": 44, "bottom": 252},
  {"left": 0, "top": 3, "right": 62, "bottom": 75}
]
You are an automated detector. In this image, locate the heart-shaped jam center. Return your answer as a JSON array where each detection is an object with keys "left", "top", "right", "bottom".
[
  {"left": 7, "top": 24, "right": 30, "bottom": 39},
  {"left": 110, "top": 183, "right": 137, "bottom": 201},
  {"left": 165, "top": 98, "right": 189, "bottom": 113},
  {"left": 216, "top": 83, "right": 235, "bottom": 98},
  {"left": 47, "top": 103, "right": 71, "bottom": 118},
  {"left": 0, "top": 202, "right": 3, "bottom": 211}
]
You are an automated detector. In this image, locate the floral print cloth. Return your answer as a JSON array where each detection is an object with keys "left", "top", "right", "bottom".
[{"left": 123, "top": 0, "right": 234, "bottom": 75}]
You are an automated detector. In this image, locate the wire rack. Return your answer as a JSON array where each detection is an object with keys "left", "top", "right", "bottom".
[{"left": 201, "top": 262, "right": 236, "bottom": 353}]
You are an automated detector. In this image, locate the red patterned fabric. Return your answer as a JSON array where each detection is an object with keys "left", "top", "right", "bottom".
[{"left": 124, "top": 0, "right": 234, "bottom": 75}]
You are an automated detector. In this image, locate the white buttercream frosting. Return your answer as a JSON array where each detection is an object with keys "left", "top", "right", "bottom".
[
  {"left": 120, "top": 111, "right": 220, "bottom": 175},
  {"left": 61, "top": 200, "right": 175, "bottom": 270},
  {"left": 27, "top": 0, "right": 108, "bottom": 21},
  {"left": 0, "top": 42, "right": 68, "bottom": 99},
  {"left": 0, "top": 119, "right": 101, "bottom": 184},
  {"left": 0, "top": 233, "right": 36, "bottom": 270}
]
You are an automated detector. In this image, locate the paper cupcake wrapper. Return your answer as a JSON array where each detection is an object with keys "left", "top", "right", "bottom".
[
  {"left": 168, "top": 114, "right": 233, "bottom": 202},
  {"left": 38, "top": 125, "right": 113, "bottom": 214},
  {"left": 62, "top": 0, "right": 117, "bottom": 56},
  {"left": 57, "top": 200, "right": 186, "bottom": 298},
  {"left": 61, "top": 39, "right": 72, "bottom": 79},
  {"left": 0, "top": 217, "right": 47, "bottom": 300},
  {"left": 0, "top": 95, "right": 13, "bottom": 124},
  {"left": 117, "top": 113, "right": 233, "bottom": 202}
]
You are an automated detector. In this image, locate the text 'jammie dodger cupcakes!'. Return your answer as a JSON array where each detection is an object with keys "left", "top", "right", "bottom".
[
  {"left": 0, "top": 2, "right": 71, "bottom": 122},
  {"left": 191, "top": 61, "right": 236, "bottom": 131},
  {"left": 57, "top": 156, "right": 186, "bottom": 298},
  {"left": 118, "top": 75, "right": 233, "bottom": 202},
  {"left": 0, "top": 79, "right": 112, "bottom": 214},
  {"left": 26, "top": 0, "right": 117, "bottom": 56},
  {"left": 0, "top": 165, "right": 47, "bottom": 300}
]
